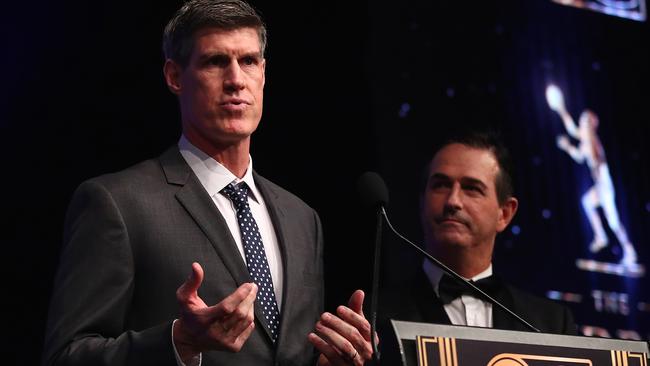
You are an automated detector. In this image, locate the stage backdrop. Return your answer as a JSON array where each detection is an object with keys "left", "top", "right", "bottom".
[
  {"left": 2, "top": 1, "right": 648, "bottom": 364},
  {"left": 368, "top": 0, "right": 649, "bottom": 340}
]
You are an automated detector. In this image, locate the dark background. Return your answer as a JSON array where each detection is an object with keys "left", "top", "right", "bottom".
[{"left": 2, "top": 0, "right": 649, "bottom": 364}]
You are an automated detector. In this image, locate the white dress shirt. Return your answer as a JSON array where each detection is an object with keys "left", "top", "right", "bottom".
[
  {"left": 172, "top": 135, "right": 284, "bottom": 366},
  {"left": 423, "top": 260, "right": 493, "bottom": 327},
  {"left": 178, "top": 135, "right": 284, "bottom": 306}
]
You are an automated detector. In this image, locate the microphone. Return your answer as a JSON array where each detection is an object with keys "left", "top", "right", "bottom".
[
  {"left": 357, "top": 172, "right": 540, "bottom": 348},
  {"left": 357, "top": 171, "right": 389, "bottom": 208},
  {"left": 356, "top": 171, "right": 389, "bottom": 364}
]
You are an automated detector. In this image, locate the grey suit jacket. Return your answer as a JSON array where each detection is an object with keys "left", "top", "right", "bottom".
[{"left": 43, "top": 146, "right": 324, "bottom": 366}]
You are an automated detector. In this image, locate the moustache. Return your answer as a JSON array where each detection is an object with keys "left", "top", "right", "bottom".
[{"left": 434, "top": 214, "right": 470, "bottom": 227}]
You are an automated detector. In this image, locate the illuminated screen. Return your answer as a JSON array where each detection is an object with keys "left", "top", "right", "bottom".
[{"left": 551, "top": 0, "right": 647, "bottom": 21}]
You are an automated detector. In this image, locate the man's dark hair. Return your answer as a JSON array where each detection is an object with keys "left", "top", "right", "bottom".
[
  {"left": 163, "top": 0, "right": 267, "bottom": 68},
  {"left": 422, "top": 130, "right": 515, "bottom": 205}
]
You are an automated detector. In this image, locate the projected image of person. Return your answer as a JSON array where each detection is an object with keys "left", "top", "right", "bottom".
[{"left": 546, "top": 85, "right": 638, "bottom": 266}]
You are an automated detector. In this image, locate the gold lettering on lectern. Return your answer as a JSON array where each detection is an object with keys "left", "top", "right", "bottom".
[{"left": 487, "top": 353, "right": 592, "bottom": 366}]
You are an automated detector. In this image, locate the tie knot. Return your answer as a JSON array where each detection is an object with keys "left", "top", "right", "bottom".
[
  {"left": 221, "top": 182, "right": 250, "bottom": 209},
  {"left": 437, "top": 274, "right": 501, "bottom": 304}
]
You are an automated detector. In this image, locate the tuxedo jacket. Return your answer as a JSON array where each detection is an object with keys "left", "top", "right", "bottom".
[
  {"left": 43, "top": 146, "right": 324, "bottom": 366},
  {"left": 378, "top": 268, "right": 577, "bottom": 365}
]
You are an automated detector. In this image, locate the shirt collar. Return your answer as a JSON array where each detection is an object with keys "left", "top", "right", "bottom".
[
  {"left": 178, "top": 135, "right": 261, "bottom": 203},
  {"left": 422, "top": 259, "right": 493, "bottom": 297}
]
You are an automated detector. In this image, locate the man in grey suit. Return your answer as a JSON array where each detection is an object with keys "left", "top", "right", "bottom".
[{"left": 43, "top": 1, "right": 374, "bottom": 365}]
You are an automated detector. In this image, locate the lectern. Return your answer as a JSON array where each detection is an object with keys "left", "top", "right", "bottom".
[{"left": 390, "top": 320, "right": 649, "bottom": 366}]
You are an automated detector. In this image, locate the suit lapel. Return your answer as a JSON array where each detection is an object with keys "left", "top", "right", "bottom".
[
  {"left": 253, "top": 172, "right": 294, "bottom": 344},
  {"left": 159, "top": 146, "right": 252, "bottom": 293},
  {"left": 159, "top": 148, "right": 300, "bottom": 344}
]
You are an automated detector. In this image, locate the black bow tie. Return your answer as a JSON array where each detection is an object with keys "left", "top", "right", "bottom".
[{"left": 437, "top": 274, "right": 502, "bottom": 304}]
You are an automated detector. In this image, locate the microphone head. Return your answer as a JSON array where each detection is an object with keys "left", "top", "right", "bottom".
[{"left": 357, "top": 171, "right": 389, "bottom": 208}]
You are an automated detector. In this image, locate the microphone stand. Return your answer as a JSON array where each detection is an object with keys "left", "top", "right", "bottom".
[{"left": 380, "top": 206, "right": 541, "bottom": 333}]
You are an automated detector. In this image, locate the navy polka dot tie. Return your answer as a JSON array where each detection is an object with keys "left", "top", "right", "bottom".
[{"left": 221, "top": 182, "right": 280, "bottom": 341}]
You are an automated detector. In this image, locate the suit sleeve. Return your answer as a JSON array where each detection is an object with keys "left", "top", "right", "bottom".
[
  {"left": 311, "top": 208, "right": 325, "bottom": 363},
  {"left": 42, "top": 180, "right": 177, "bottom": 366},
  {"left": 315, "top": 209, "right": 325, "bottom": 312}
]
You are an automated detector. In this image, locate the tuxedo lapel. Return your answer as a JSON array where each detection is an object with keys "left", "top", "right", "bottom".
[
  {"left": 414, "top": 269, "right": 452, "bottom": 325},
  {"left": 491, "top": 282, "right": 525, "bottom": 331},
  {"left": 414, "top": 270, "right": 528, "bottom": 331}
]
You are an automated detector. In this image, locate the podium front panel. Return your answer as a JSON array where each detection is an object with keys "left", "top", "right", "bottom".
[{"left": 390, "top": 320, "right": 649, "bottom": 366}]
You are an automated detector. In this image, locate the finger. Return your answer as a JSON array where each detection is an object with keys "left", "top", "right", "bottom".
[
  {"left": 315, "top": 317, "right": 370, "bottom": 364},
  {"left": 313, "top": 324, "right": 365, "bottom": 366},
  {"left": 222, "top": 284, "right": 257, "bottom": 334},
  {"left": 308, "top": 332, "right": 344, "bottom": 366},
  {"left": 176, "top": 262, "right": 207, "bottom": 309},
  {"left": 210, "top": 283, "right": 256, "bottom": 321},
  {"left": 232, "top": 321, "right": 256, "bottom": 350},
  {"left": 336, "top": 306, "right": 371, "bottom": 342},
  {"left": 316, "top": 354, "right": 333, "bottom": 366},
  {"left": 177, "top": 262, "right": 204, "bottom": 297},
  {"left": 347, "top": 289, "right": 365, "bottom": 316},
  {"left": 343, "top": 290, "right": 378, "bottom": 347},
  {"left": 211, "top": 320, "right": 256, "bottom": 353},
  {"left": 320, "top": 312, "right": 373, "bottom": 361}
]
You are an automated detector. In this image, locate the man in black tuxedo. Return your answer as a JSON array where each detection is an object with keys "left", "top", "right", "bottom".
[
  {"left": 42, "top": 1, "right": 373, "bottom": 365},
  {"left": 379, "top": 131, "right": 576, "bottom": 363}
]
